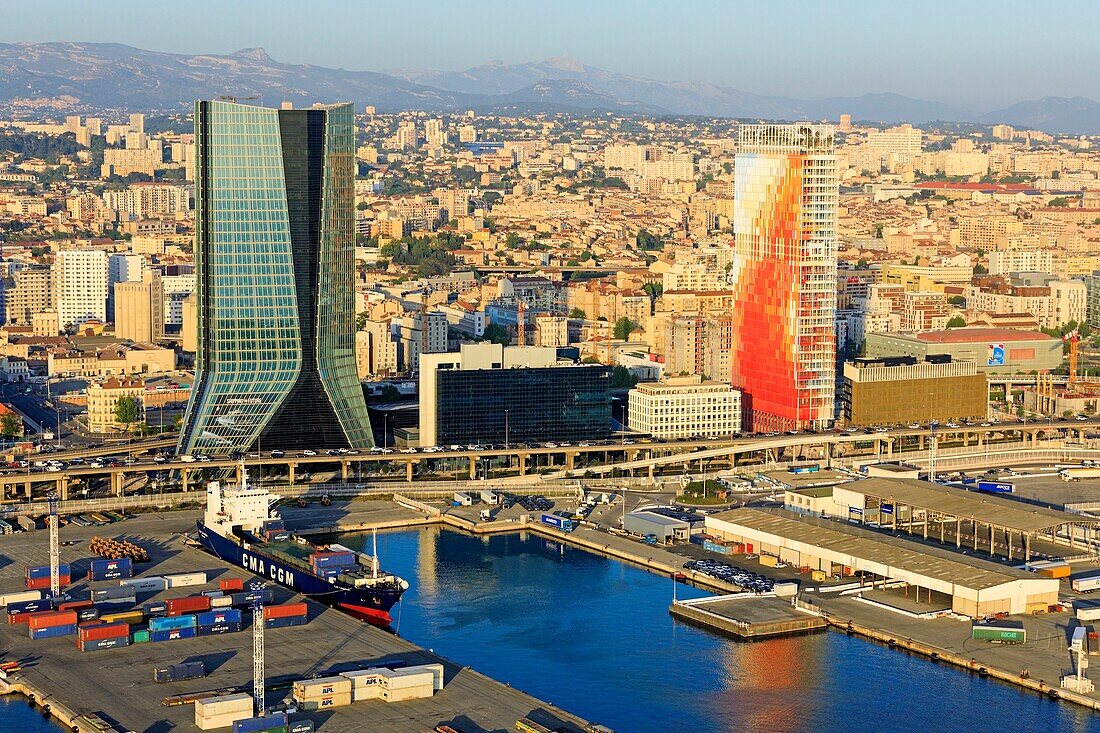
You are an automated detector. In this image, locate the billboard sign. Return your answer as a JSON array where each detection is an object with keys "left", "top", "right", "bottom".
[{"left": 987, "top": 343, "right": 1005, "bottom": 366}]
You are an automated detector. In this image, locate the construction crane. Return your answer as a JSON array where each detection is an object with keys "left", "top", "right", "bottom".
[
  {"left": 517, "top": 300, "right": 526, "bottom": 346},
  {"left": 251, "top": 580, "right": 267, "bottom": 716},
  {"left": 47, "top": 495, "right": 60, "bottom": 599},
  {"left": 1065, "top": 330, "right": 1081, "bottom": 385}
]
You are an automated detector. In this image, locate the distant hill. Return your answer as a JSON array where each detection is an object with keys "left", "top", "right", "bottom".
[{"left": 0, "top": 43, "right": 1097, "bottom": 133}]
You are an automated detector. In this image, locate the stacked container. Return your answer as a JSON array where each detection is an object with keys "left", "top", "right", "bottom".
[
  {"left": 144, "top": 601, "right": 169, "bottom": 617},
  {"left": 292, "top": 676, "right": 352, "bottom": 711},
  {"left": 197, "top": 608, "right": 243, "bottom": 635},
  {"left": 7, "top": 597, "right": 54, "bottom": 622},
  {"left": 132, "top": 629, "right": 150, "bottom": 644},
  {"left": 121, "top": 576, "right": 167, "bottom": 593},
  {"left": 87, "top": 558, "right": 134, "bottom": 581},
  {"left": 194, "top": 693, "right": 253, "bottom": 731},
  {"left": 26, "top": 564, "right": 70, "bottom": 589},
  {"left": 288, "top": 722, "right": 314, "bottom": 733},
  {"left": 77, "top": 622, "right": 130, "bottom": 651},
  {"left": 220, "top": 578, "right": 245, "bottom": 593},
  {"left": 166, "top": 595, "right": 211, "bottom": 616},
  {"left": 264, "top": 603, "right": 307, "bottom": 629},
  {"left": 27, "top": 610, "right": 78, "bottom": 640},
  {"left": 164, "top": 572, "right": 207, "bottom": 589},
  {"left": 150, "top": 614, "right": 197, "bottom": 642},
  {"left": 0, "top": 590, "right": 42, "bottom": 607},
  {"left": 232, "top": 712, "right": 289, "bottom": 733},
  {"left": 309, "top": 552, "right": 355, "bottom": 580},
  {"left": 339, "top": 666, "right": 438, "bottom": 703},
  {"left": 230, "top": 589, "right": 274, "bottom": 608},
  {"left": 92, "top": 586, "right": 138, "bottom": 604},
  {"left": 99, "top": 610, "right": 144, "bottom": 625}
]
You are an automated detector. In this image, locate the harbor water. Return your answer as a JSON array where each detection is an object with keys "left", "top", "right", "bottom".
[{"left": 6, "top": 525, "right": 1100, "bottom": 733}]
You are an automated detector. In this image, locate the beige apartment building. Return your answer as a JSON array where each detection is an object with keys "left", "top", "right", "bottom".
[
  {"left": 3, "top": 266, "right": 54, "bottom": 326},
  {"left": 628, "top": 376, "right": 741, "bottom": 440},
  {"left": 114, "top": 271, "right": 164, "bottom": 343},
  {"left": 87, "top": 377, "right": 145, "bottom": 432}
]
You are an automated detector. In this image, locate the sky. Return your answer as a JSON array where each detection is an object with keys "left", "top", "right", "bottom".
[{"left": 2, "top": 0, "right": 1099, "bottom": 111}]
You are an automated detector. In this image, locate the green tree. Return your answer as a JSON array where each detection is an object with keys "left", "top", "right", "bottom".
[
  {"left": 613, "top": 317, "right": 636, "bottom": 340},
  {"left": 610, "top": 365, "right": 638, "bottom": 389},
  {"left": 0, "top": 413, "right": 21, "bottom": 439},
  {"left": 1048, "top": 196, "right": 1071, "bottom": 207},
  {"left": 380, "top": 385, "right": 401, "bottom": 402},
  {"left": 569, "top": 307, "right": 586, "bottom": 319},
  {"left": 481, "top": 323, "right": 511, "bottom": 345},
  {"left": 946, "top": 315, "right": 967, "bottom": 328},
  {"left": 973, "top": 264, "right": 988, "bottom": 275},
  {"left": 948, "top": 295, "right": 966, "bottom": 306},
  {"left": 505, "top": 232, "right": 525, "bottom": 248},
  {"left": 114, "top": 395, "right": 142, "bottom": 429},
  {"left": 642, "top": 282, "right": 663, "bottom": 300},
  {"left": 355, "top": 312, "right": 368, "bottom": 331}
]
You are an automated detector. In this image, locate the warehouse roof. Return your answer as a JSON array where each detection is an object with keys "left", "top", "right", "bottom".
[
  {"left": 848, "top": 478, "right": 1089, "bottom": 534},
  {"left": 626, "top": 511, "right": 689, "bottom": 527},
  {"left": 709, "top": 507, "right": 1040, "bottom": 592}
]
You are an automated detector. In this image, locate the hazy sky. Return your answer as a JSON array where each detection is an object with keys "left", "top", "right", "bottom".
[{"left": 2, "top": 0, "right": 1098, "bottom": 111}]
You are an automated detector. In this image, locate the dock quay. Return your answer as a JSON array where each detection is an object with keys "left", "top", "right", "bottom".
[
  {"left": 0, "top": 510, "right": 592, "bottom": 733},
  {"left": 668, "top": 594, "right": 827, "bottom": 639}
]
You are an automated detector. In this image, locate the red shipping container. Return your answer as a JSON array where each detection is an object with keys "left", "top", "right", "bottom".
[
  {"left": 166, "top": 595, "right": 211, "bottom": 615},
  {"left": 26, "top": 575, "right": 70, "bottom": 590},
  {"left": 263, "top": 603, "right": 308, "bottom": 621},
  {"left": 219, "top": 578, "right": 244, "bottom": 592},
  {"left": 77, "top": 621, "right": 129, "bottom": 641},
  {"left": 27, "top": 610, "right": 77, "bottom": 630},
  {"left": 11, "top": 610, "right": 54, "bottom": 626},
  {"left": 59, "top": 600, "right": 94, "bottom": 612}
]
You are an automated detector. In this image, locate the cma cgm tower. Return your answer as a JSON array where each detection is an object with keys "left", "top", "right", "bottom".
[{"left": 178, "top": 100, "right": 373, "bottom": 455}]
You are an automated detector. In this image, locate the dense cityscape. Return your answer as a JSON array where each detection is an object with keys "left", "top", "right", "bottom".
[{"left": 2, "top": 3, "right": 1100, "bottom": 733}]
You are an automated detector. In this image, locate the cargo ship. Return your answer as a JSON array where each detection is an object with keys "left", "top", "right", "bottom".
[{"left": 194, "top": 474, "right": 408, "bottom": 625}]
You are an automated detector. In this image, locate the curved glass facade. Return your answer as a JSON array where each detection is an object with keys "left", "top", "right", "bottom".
[{"left": 179, "top": 101, "right": 372, "bottom": 455}]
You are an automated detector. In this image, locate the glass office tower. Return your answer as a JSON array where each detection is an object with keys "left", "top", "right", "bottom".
[{"left": 178, "top": 100, "right": 373, "bottom": 455}]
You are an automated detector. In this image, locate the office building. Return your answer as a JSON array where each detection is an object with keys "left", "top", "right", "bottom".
[
  {"left": 419, "top": 343, "right": 610, "bottom": 448},
  {"left": 730, "top": 124, "right": 838, "bottom": 431},
  {"left": 114, "top": 271, "right": 164, "bottom": 343},
  {"left": 628, "top": 376, "right": 741, "bottom": 440},
  {"left": 841, "top": 356, "right": 987, "bottom": 427},
  {"left": 54, "top": 249, "right": 109, "bottom": 328},
  {"left": 179, "top": 100, "right": 373, "bottom": 455},
  {"left": 864, "top": 328, "right": 1062, "bottom": 374}
]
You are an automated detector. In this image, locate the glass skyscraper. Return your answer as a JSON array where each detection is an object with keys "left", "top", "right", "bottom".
[{"left": 178, "top": 100, "right": 373, "bottom": 455}]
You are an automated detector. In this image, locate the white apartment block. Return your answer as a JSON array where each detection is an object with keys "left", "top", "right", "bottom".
[
  {"left": 987, "top": 250, "right": 1055, "bottom": 276},
  {"left": 54, "top": 249, "right": 109, "bottom": 327},
  {"left": 628, "top": 376, "right": 741, "bottom": 440}
]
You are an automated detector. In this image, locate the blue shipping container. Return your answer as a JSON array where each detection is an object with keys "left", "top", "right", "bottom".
[
  {"left": 150, "top": 626, "right": 197, "bottom": 642},
  {"left": 233, "top": 713, "right": 289, "bottom": 733},
  {"left": 89, "top": 558, "right": 133, "bottom": 573},
  {"left": 197, "top": 609, "right": 241, "bottom": 626},
  {"left": 149, "top": 614, "right": 196, "bottom": 632},
  {"left": 978, "top": 481, "right": 1014, "bottom": 494},
  {"left": 94, "top": 599, "right": 136, "bottom": 613},
  {"left": 8, "top": 598, "right": 54, "bottom": 615},
  {"left": 91, "top": 587, "right": 137, "bottom": 602},
  {"left": 197, "top": 622, "right": 243, "bottom": 636},
  {"left": 27, "top": 564, "right": 70, "bottom": 579},
  {"left": 29, "top": 623, "right": 77, "bottom": 640},
  {"left": 76, "top": 608, "right": 100, "bottom": 622},
  {"left": 143, "top": 602, "right": 168, "bottom": 616},
  {"left": 79, "top": 636, "right": 130, "bottom": 652},
  {"left": 231, "top": 590, "right": 275, "bottom": 607},
  {"left": 200, "top": 590, "right": 225, "bottom": 598},
  {"left": 311, "top": 553, "right": 355, "bottom": 569},
  {"left": 265, "top": 615, "right": 307, "bottom": 629},
  {"left": 702, "top": 540, "right": 732, "bottom": 555}
]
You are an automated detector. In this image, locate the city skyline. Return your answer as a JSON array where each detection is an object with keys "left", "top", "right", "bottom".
[{"left": 1, "top": 0, "right": 1099, "bottom": 111}]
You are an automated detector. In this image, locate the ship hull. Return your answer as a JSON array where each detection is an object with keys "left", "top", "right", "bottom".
[{"left": 196, "top": 521, "right": 402, "bottom": 625}]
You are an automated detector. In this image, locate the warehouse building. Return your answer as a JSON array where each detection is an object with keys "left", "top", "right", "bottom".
[
  {"left": 623, "top": 511, "right": 691, "bottom": 542},
  {"left": 864, "top": 328, "right": 1062, "bottom": 375},
  {"left": 841, "top": 356, "right": 987, "bottom": 426},
  {"left": 706, "top": 507, "right": 1060, "bottom": 617}
]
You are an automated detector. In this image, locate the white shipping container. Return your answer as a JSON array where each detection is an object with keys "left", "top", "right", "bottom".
[
  {"left": 293, "top": 676, "right": 352, "bottom": 699},
  {"left": 1072, "top": 576, "right": 1100, "bottom": 593},
  {"left": 164, "top": 572, "right": 208, "bottom": 588},
  {"left": 0, "top": 590, "right": 42, "bottom": 607},
  {"left": 383, "top": 669, "right": 435, "bottom": 690},
  {"left": 194, "top": 693, "right": 253, "bottom": 717},
  {"left": 1076, "top": 605, "right": 1100, "bottom": 621},
  {"left": 195, "top": 711, "right": 251, "bottom": 731},
  {"left": 299, "top": 692, "right": 352, "bottom": 711},
  {"left": 121, "top": 577, "right": 167, "bottom": 592},
  {"left": 352, "top": 685, "right": 383, "bottom": 702},
  {"left": 382, "top": 683, "right": 434, "bottom": 702},
  {"left": 340, "top": 669, "right": 384, "bottom": 688},
  {"left": 210, "top": 595, "right": 234, "bottom": 608},
  {"left": 407, "top": 663, "right": 445, "bottom": 691}
]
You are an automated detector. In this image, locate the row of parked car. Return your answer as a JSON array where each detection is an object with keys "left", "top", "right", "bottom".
[
  {"left": 684, "top": 558, "right": 775, "bottom": 594},
  {"left": 501, "top": 494, "right": 555, "bottom": 513}
]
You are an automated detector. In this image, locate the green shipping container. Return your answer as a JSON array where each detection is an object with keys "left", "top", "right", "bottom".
[
  {"left": 132, "top": 629, "right": 150, "bottom": 643},
  {"left": 972, "top": 624, "right": 1026, "bottom": 643}
]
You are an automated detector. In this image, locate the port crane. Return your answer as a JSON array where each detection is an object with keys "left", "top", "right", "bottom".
[
  {"left": 251, "top": 580, "right": 267, "bottom": 715},
  {"left": 48, "top": 495, "right": 60, "bottom": 599}
]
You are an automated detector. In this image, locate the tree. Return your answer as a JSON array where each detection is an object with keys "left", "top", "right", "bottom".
[
  {"left": 355, "top": 312, "right": 368, "bottom": 331},
  {"left": 946, "top": 315, "right": 967, "bottom": 329},
  {"left": 948, "top": 295, "right": 966, "bottom": 306},
  {"left": 973, "top": 264, "right": 988, "bottom": 275},
  {"left": 114, "top": 396, "right": 142, "bottom": 429},
  {"left": 610, "top": 365, "right": 638, "bottom": 389},
  {"left": 0, "top": 413, "right": 21, "bottom": 439},
  {"left": 568, "top": 307, "right": 586, "bottom": 319},
  {"left": 380, "top": 385, "right": 401, "bottom": 402},
  {"left": 481, "top": 323, "right": 511, "bottom": 345},
  {"left": 613, "top": 317, "right": 636, "bottom": 340},
  {"left": 1048, "top": 196, "right": 1071, "bottom": 207}
]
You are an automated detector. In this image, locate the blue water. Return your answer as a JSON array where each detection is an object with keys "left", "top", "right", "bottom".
[{"left": 6, "top": 526, "right": 1100, "bottom": 733}]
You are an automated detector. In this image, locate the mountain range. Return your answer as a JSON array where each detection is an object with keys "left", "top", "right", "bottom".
[{"left": 1, "top": 42, "right": 1099, "bottom": 134}]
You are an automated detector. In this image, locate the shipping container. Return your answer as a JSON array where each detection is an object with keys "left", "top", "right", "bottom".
[
  {"left": 265, "top": 614, "right": 307, "bottom": 629},
  {"left": 220, "top": 578, "right": 245, "bottom": 592},
  {"left": 26, "top": 575, "right": 70, "bottom": 590},
  {"left": 99, "top": 610, "right": 144, "bottom": 625},
  {"left": 231, "top": 589, "right": 275, "bottom": 607},
  {"left": 58, "top": 599, "right": 94, "bottom": 612},
  {"left": 27, "top": 564, "right": 70, "bottom": 579},
  {"left": 194, "top": 692, "right": 253, "bottom": 716},
  {"left": 132, "top": 629, "right": 150, "bottom": 644},
  {"left": 77, "top": 621, "right": 129, "bottom": 641},
  {"left": 211, "top": 596, "right": 234, "bottom": 609},
  {"left": 263, "top": 603, "right": 307, "bottom": 621},
  {"left": 759, "top": 555, "right": 779, "bottom": 567},
  {"left": 0, "top": 590, "right": 42, "bottom": 607},
  {"left": 92, "top": 586, "right": 137, "bottom": 602},
  {"left": 972, "top": 620, "right": 1026, "bottom": 644},
  {"left": 76, "top": 607, "right": 100, "bottom": 622},
  {"left": 78, "top": 636, "right": 130, "bottom": 652},
  {"left": 200, "top": 590, "right": 225, "bottom": 598},
  {"left": 88, "top": 558, "right": 134, "bottom": 581},
  {"left": 150, "top": 614, "right": 197, "bottom": 632},
  {"left": 197, "top": 609, "right": 242, "bottom": 626},
  {"left": 1075, "top": 601, "right": 1100, "bottom": 621},
  {"left": 233, "top": 712, "right": 289, "bottom": 733},
  {"left": 7, "top": 597, "right": 54, "bottom": 617},
  {"left": 293, "top": 676, "right": 352, "bottom": 699},
  {"left": 150, "top": 626, "right": 197, "bottom": 642},
  {"left": 702, "top": 540, "right": 732, "bottom": 555},
  {"left": 309, "top": 552, "right": 356, "bottom": 569},
  {"left": 1072, "top": 573, "right": 1100, "bottom": 593},
  {"left": 29, "top": 623, "right": 77, "bottom": 640},
  {"left": 198, "top": 622, "right": 243, "bottom": 636},
  {"left": 27, "top": 610, "right": 78, "bottom": 630},
  {"left": 288, "top": 722, "right": 314, "bottom": 733},
  {"left": 166, "top": 596, "right": 211, "bottom": 615},
  {"left": 163, "top": 572, "right": 207, "bottom": 588},
  {"left": 121, "top": 577, "right": 167, "bottom": 593},
  {"left": 154, "top": 660, "right": 206, "bottom": 683},
  {"left": 143, "top": 601, "right": 169, "bottom": 617},
  {"left": 297, "top": 693, "right": 352, "bottom": 711},
  {"left": 540, "top": 513, "right": 576, "bottom": 532}
]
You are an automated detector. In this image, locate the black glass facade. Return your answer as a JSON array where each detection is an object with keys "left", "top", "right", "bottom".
[{"left": 435, "top": 365, "right": 612, "bottom": 445}]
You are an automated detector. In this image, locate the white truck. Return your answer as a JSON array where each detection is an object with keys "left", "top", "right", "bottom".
[{"left": 1060, "top": 467, "right": 1100, "bottom": 481}]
